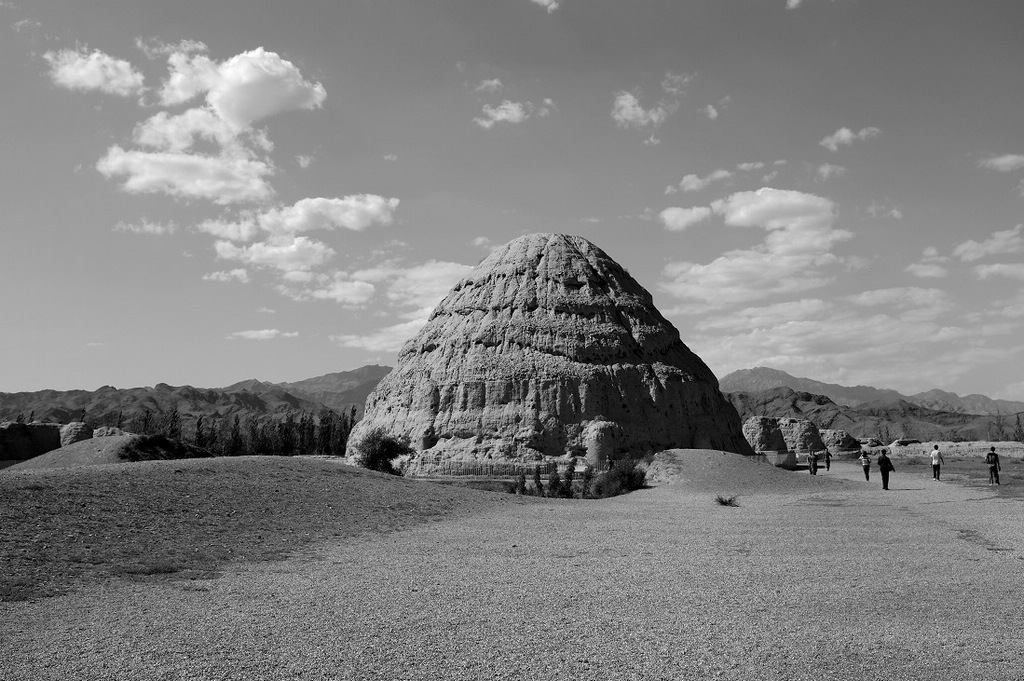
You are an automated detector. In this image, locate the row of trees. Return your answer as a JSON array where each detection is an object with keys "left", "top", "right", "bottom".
[{"left": 121, "top": 407, "right": 360, "bottom": 458}]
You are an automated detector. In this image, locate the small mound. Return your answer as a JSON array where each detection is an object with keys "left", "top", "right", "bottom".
[
  {"left": 644, "top": 448, "right": 848, "bottom": 493},
  {"left": 6, "top": 434, "right": 210, "bottom": 472}
]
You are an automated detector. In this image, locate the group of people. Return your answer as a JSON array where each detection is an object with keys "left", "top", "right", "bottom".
[{"left": 852, "top": 445, "right": 1003, "bottom": 490}]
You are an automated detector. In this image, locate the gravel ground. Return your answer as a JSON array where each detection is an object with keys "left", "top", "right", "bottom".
[{"left": 1, "top": 454, "right": 1022, "bottom": 680}]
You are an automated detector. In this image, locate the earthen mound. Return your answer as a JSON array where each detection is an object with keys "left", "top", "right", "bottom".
[
  {"left": 349, "top": 233, "right": 752, "bottom": 469},
  {"left": 5, "top": 434, "right": 211, "bottom": 472},
  {"left": 644, "top": 449, "right": 847, "bottom": 494}
]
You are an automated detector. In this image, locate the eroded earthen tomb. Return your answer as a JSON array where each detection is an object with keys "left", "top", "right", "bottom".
[{"left": 348, "top": 233, "right": 752, "bottom": 471}]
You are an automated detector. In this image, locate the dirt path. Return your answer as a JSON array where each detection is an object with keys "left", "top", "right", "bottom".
[{"left": 2, "top": 460, "right": 1022, "bottom": 680}]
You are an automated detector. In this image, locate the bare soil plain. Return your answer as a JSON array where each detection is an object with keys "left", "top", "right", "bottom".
[{"left": 1, "top": 448, "right": 1022, "bottom": 681}]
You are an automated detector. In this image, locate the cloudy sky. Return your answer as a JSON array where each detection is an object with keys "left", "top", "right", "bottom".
[{"left": 2, "top": 0, "right": 1023, "bottom": 400}]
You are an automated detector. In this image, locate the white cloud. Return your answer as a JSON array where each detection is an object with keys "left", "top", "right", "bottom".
[
  {"left": 474, "top": 78, "right": 504, "bottom": 93},
  {"left": 906, "top": 246, "right": 949, "bottom": 279},
  {"left": 817, "top": 163, "right": 846, "bottom": 179},
  {"left": 332, "top": 318, "right": 427, "bottom": 353},
  {"left": 611, "top": 92, "right": 672, "bottom": 130},
  {"left": 844, "top": 287, "right": 951, "bottom": 320},
  {"left": 13, "top": 18, "right": 41, "bottom": 33},
  {"left": 215, "top": 235, "right": 335, "bottom": 272},
  {"left": 906, "top": 262, "right": 948, "bottom": 279},
  {"left": 952, "top": 224, "right": 1023, "bottom": 262},
  {"left": 113, "top": 219, "right": 177, "bottom": 235},
  {"left": 474, "top": 100, "right": 527, "bottom": 128},
  {"left": 90, "top": 46, "right": 329, "bottom": 207},
  {"left": 703, "top": 104, "right": 718, "bottom": 120},
  {"left": 260, "top": 195, "right": 399, "bottom": 235},
  {"left": 695, "top": 298, "right": 830, "bottom": 333},
  {"left": 281, "top": 274, "right": 377, "bottom": 306},
  {"left": 660, "top": 188, "right": 849, "bottom": 307},
  {"left": 974, "top": 263, "right": 1024, "bottom": 280},
  {"left": 197, "top": 195, "right": 398, "bottom": 241},
  {"left": 472, "top": 236, "right": 497, "bottom": 251},
  {"left": 819, "top": 126, "right": 881, "bottom": 152},
  {"left": 736, "top": 162, "right": 765, "bottom": 172},
  {"left": 382, "top": 153, "right": 398, "bottom": 162},
  {"left": 227, "top": 329, "right": 298, "bottom": 340},
  {"left": 530, "top": 0, "right": 560, "bottom": 13},
  {"left": 643, "top": 135, "right": 661, "bottom": 146},
  {"left": 978, "top": 154, "right": 1024, "bottom": 172},
  {"left": 196, "top": 216, "right": 261, "bottom": 242},
  {"left": 474, "top": 99, "right": 553, "bottom": 128},
  {"left": 159, "top": 52, "right": 219, "bottom": 105},
  {"left": 612, "top": 73, "right": 690, "bottom": 135},
  {"left": 660, "top": 72, "right": 691, "bottom": 96},
  {"left": 296, "top": 154, "right": 313, "bottom": 168},
  {"left": 676, "top": 169, "right": 733, "bottom": 192},
  {"left": 660, "top": 206, "right": 712, "bottom": 231},
  {"left": 690, "top": 301, "right": 977, "bottom": 394},
  {"left": 162, "top": 47, "right": 326, "bottom": 127},
  {"left": 203, "top": 269, "right": 250, "bottom": 283},
  {"left": 867, "top": 201, "right": 903, "bottom": 219},
  {"left": 325, "top": 259, "right": 472, "bottom": 349},
  {"left": 96, "top": 145, "right": 274, "bottom": 205},
  {"left": 786, "top": 0, "right": 802, "bottom": 8},
  {"left": 133, "top": 108, "right": 240, "bottom": 153},
  {"left": 135, "top": 37, "right": 208, "bottom": 59},
  {"left": 352, "top": 260, "right": 472, "bottom": 311},
  {"left": 44, "top": 48, "right": 145, "bottom": 97}
]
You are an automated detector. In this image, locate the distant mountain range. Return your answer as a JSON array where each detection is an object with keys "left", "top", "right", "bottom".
[
  {"left": 3, "top": 363, "right": 1021, "bottom": 444},
  {"left": 719, "top": 367, "right": 1024, "bottom": 415},
  {"left": 720, "top": 367, "right": 1024, "bottom": 442},
  {"left": 0, "top": 365, "right": 393, "bottom": 427}
]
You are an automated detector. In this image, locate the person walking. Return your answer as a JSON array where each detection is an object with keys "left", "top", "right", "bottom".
[
  {"left": 824, "top": 450, "right": 832, "bottom": 472},
  {"left": 986, "top": 446, "right": 1001, "bottom": 485},
  {"left": 877, "top": 449, "right": 895, "bottom": 490},
  {"left": 859, "top": 451, "right": 871, "bottom": 481},
  {"left": 807, "top": 450, "right": 818, "bottom": 475},
  {"left": 930, "top": 444, "right": 944, "bottom": 481}
]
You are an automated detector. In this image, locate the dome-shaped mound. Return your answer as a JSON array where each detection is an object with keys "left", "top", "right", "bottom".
[{"left": 349, "top": 234, "right": 752, "bottom": 471}]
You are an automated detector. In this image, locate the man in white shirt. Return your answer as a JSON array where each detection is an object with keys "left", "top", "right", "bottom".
[{"left": 929, "top": 444, "right": 944, "bottom": 481}]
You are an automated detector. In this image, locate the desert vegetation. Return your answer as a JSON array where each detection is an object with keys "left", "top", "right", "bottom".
[
  {"left": 507, "top": 458, "right": 647, "bottom": 499},
  {"left": 119, "top": 407, "right": 360, "bottom": 459}
]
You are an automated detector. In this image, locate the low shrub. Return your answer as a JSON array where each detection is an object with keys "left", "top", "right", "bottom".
[
  {"left": 715, "top": 494, "right": 739, "bottom": 507},
  {"left": 547, "top": 470, "right": 563, "bottom": 498},
  {"left": 590, "top": 459, "right": 646, "bottom": 498},
  {"left": 354, "top": 428, "right": 411, "bottom": 476}
]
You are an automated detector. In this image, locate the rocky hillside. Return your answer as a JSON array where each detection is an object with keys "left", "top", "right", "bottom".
[
  {"left": 725, "top": 386, "right": 1021, "bottom": 442},
  {"left": 721, "top": 366, "right": 1024, "bottom": 415},
  {"left": 0, "top": 366, "right": 391, "bottom": 428}
]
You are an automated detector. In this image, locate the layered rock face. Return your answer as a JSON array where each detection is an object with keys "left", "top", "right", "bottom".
[
  {"left": 776, "top": 417, "right": 826, "bottom": 453},
  {"left": 820, "top": 428, "right": 860, "bottom": 454},
  {"left": 349, "top": 233, "right": 752, "bottom": 470},
  {"left": 742, "top": 416, "right": 788, "bottom": 453},
  {"left": 59, "top": 421, "right": 93, "bottom": 448}
]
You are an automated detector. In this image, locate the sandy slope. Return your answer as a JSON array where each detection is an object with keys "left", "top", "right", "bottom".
[{"left": 1, "top": 452, "right": 1022, "bottom": 680}]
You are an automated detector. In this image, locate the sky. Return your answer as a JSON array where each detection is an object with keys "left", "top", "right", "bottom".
[{"left": 1, "top": 0, "right": 1023, "bottom": 400}]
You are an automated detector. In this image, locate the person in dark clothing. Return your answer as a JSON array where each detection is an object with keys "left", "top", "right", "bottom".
[
  {"left": 986, "top": 447, "right": 1001, "bottom": 485},
  {"left": 807, "top": 450, "right": 818, "bottom": 475},
  {"left": 824, "top": 450, "right": 831, "bottom": 471},
  {"left": 877, "top": 449, "right": 895, "bottom": 490},
  {"left": 859, "top": 451, "right": 870, "bottom": 481}
]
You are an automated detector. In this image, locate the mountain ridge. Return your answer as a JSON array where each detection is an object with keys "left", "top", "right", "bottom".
[
  {"left": 720, "top": 366, "right": 1024, "bottom": 415},
  {"left": 0, "top": 365, "right": 393, "bottom": 427}
]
